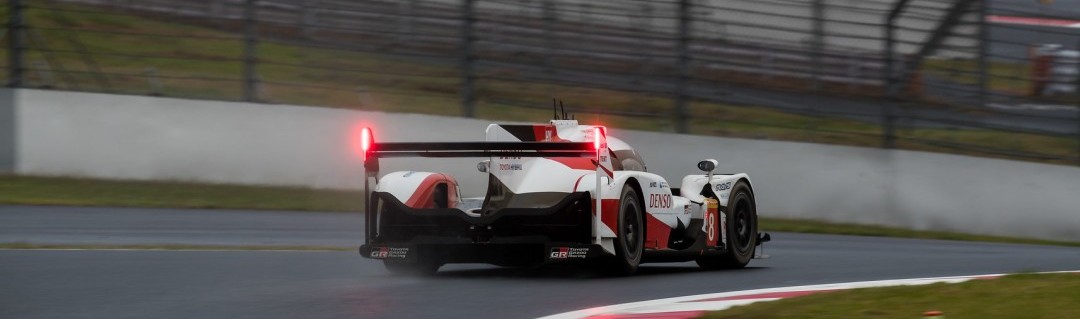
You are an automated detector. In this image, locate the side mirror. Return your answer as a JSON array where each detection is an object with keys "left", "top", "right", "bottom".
[
  {"left": 697, "top": 159, "right": 718, "bottom": 172},
  {"left": 477, "top": 160, "right": 490, "bottom": 173}
]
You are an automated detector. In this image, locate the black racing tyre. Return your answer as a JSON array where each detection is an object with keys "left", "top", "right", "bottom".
[
  {"left": 608, "top": 184, "right": 645, "bottom": 275},
  {"left": 384, "top": 258, "right": 442, "bottom": 276},
  {"left": 697, "top": 180, "right": 757, "bottom": 269}
]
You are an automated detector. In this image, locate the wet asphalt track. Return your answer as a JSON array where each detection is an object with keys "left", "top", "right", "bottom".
[{"left": 3, "top": 205, "right": 1080, "bottom": 319}]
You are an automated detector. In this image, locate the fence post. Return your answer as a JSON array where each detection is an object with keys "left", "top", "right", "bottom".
[
  {"left": 976, "top": 0, "right": 988, "bottom": 108},
  {"left": 542, "top": 0, "right": 555, "bottom": 78},
  {"left": 243, "top": 0, "right": 258, "bottom": 102},
  {"left": 300, "top": 0, "right": 315, "bottom": 38},
  {"left": 460, "top": 0, "right": 476, "bottom": 117},
  {"left": 674, "top": 0, "right": 690, "bottom": 134},
  {"left": 397, "top": 0, "right": 415, "bottom": 45},
  {"left": 811, "top": 0, "right": 824, "bottom": 92},
  {"left": 882, "top": 0, "right": 910, "bottom": 149},
  {"left": 8, "top": 0, "right": 23, "bottom": 87}
]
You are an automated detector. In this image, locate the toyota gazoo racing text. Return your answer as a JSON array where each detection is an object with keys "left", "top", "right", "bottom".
[{"left": 358, "top": 118, "right": 769, "bottom": 275}]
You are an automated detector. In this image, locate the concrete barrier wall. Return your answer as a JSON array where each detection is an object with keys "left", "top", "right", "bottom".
[
  {"left": 12, "top": 89, "right": 1080, "bottom": 241},
  {"left": 0, "top": 89, "right": 14, "bottom": 173}
]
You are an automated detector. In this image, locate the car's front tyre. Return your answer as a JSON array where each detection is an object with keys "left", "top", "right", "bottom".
[{"left": 697, "top": 180, "right": 757, "bottom": 269}]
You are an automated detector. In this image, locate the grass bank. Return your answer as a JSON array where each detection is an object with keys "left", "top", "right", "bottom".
[
  {"left": 0, "top": 242, "right": 348, "bottom": 251},
  {"left": 0, "top": 174, "right": 362, "bottom": 212},
  {"left": 4, "top": 175, "right": 1079, "bottom": 248},
  {"left": 700, "top": 272, "right": 1080, "bottom": 319}
]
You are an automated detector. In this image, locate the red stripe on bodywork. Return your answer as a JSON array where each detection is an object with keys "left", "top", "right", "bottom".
[
  {"left": 550, "top": 157, "right": 597, "bottom": 170},
  {"left": 584, "top": 310, "right": 705, "bottom": 319},
  {"left": 404, "top": 174, "right": 445, "bottom": 208},
  {"left": 572, "top": 175, "right": 586, "bottom": 191},
  {"left": 533, "top": 125, "right": 548, "bottom": 141},
  {"left": 598, "top": 163, "right": 615, "bottom": 179},
  {"left": 690, "top": 289, "right": 838, "bottom": 302},
  {"left": 645, "top": 213, "right": 671, "bottom": 250},
  {"left": 595, "top": 197, "right": 671, "bottom": 250},
  {"left": 533, "top": 124, "right": 569, "bottom": 142},
  {"left": 594, "top": 199, "right": 619, "bottom": 233}
]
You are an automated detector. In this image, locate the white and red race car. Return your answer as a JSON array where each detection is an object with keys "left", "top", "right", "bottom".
[{"left": 358, "top": 119, "right": 769, "bottom": 275}]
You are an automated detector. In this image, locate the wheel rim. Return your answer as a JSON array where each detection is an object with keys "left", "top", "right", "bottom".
[
  {"left": 733, "top": 196, "right": 753, "bottom": 253},
  {"left": 622, "top": 201, "right": 640, "bottom": 259}
]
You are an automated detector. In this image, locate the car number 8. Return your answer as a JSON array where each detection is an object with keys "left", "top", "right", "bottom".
[{"left": 705, "top": 211, "right": 716, "bottom": 242}]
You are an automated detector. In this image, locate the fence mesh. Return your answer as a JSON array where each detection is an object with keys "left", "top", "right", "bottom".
[{"left": 2, "top": 0, "right": 1078, "bottom": 164}]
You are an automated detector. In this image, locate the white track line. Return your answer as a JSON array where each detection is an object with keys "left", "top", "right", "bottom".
[{"left": 539, "top": 271, "right": 1080, "bottom": 319}]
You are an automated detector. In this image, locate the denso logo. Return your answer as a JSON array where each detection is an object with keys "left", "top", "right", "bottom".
[
  {"left": 498, "top": 163, "right": 523, "bottom": 171},
  {"left": 649, "top": 193, "right": 672, "bottom": 209}
]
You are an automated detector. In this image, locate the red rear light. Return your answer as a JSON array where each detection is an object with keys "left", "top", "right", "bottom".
[
  {"left": 360, "top": 127, "right": 372, "bottom": 159},
  {"left": 593, "top": 127, "right": 603, "bottom": 151}
]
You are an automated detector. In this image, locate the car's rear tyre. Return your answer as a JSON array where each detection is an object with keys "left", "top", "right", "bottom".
[
  {"left": 697, "top": 180, "right": 757, "bottom": 269},
  {"left": 607, "top": 184, "right": 645, "bottom": 276},
  {"left": 384, "top": 259, "right": 442, "bottom": 276}
]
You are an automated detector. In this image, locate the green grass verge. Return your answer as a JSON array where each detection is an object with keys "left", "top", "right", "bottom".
[
  {"left": 0, "top": 242, "right": 348, "bottom": 251},
  {"left": 700, "top": 272, "right": 1080, "bottom": 319},
  {"left": 4, "top": 175, "right": 1080, "bottom": 248},
  {"left": 1, "top": 3, "right": 1075, "bottom": 165},
  {"left": 0, "top": 174, "right": 362, "bottom": 212},
  {"left": 761, "top": 218, "right": 1080, "bottom": 248}
]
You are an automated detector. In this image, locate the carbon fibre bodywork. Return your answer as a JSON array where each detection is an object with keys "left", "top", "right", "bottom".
[
  {"left": 359, "top": 191, "right": 606, "bottom": 266},
  {"left": 368, "top": 191, "right": 592, "bottom": 244}
]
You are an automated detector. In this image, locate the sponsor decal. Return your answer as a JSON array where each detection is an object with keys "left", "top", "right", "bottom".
[
  {"left": 706, "top": 209, "right": 717, "bottom": 243},
  {"left": 704, "top": 198, "right": 720, "bottom": 246},
  {"left": 648, "top": 181, "right": 669, "bottom": 188},
  {"left": 720, "top": 213, "right": 728, "bottom": 246},
  {"left": 649, "top": 193, "right": 672, "bottom": 209},
  {"left": 498, "top": 163, "right": 523, "bottom": 171},
  {"left": 714, "top": 182, "right": 732, "bottom": 192},
  {"left": 549, "top": 247, "right": 589, "bottom": 259},
  {"left": 370, "top": 246, "right": 409, "bottom": 259}
]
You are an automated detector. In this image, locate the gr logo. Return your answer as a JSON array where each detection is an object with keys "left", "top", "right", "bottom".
[{"left": 549, "top": 247, "right": 588, "bottom": 259}]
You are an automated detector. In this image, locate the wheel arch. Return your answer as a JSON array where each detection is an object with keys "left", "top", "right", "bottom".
[{"left": 737, "top": 177, "right": 755, "bottom": 198}]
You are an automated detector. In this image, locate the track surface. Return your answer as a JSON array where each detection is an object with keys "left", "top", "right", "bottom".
[{"left": 3, "top": 205, "right": 1080, "bottom": 319}]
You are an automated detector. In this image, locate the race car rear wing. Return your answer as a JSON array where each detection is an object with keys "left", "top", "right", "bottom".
[
  {"left": 358, "top": 127, "right": 609, "bottom": 245},
  {"left": 369, "top": 141, "right": 596, "bottom": 158}
]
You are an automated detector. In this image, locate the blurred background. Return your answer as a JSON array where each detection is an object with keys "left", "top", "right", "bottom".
[{"left": 2, "top": 0, "right": 1079, "bottom": 164}]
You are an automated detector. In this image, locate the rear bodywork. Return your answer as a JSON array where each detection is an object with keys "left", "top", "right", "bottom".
[{"left": 359, "top": 120, "right": 764, "bottom": 267}]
